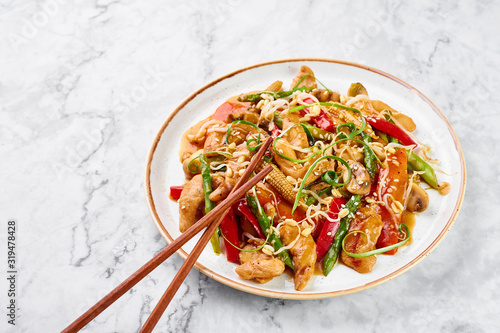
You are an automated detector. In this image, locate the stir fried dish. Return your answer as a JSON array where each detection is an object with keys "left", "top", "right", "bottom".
[{"left": 171, "top": 66, "right": 448, "bottom": 291}]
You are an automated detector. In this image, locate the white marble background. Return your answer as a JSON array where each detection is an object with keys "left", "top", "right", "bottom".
[{"left": 0, "top": 0, "right": 498, "bottom": 332}]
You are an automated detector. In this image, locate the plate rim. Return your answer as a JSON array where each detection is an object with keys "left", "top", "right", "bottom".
[{"left": 144, "top": 58, "right": 467, "bottom": 299}]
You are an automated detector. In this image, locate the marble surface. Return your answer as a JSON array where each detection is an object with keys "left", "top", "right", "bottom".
[{"left": 0, "top": 0, "right": 498, "bottom": 332}]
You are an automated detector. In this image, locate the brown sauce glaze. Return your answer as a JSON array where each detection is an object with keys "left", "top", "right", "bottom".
[
  {"left": 438, "top": 182, "right": 451, "bottom": 196},
  {"left": 401, "top": 210, "right": 416, "bottom": 246}
]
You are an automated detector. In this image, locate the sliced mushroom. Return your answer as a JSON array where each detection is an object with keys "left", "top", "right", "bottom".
[
  {"left": 346, "top": 161, "right": 372, "bottom": 195},
  {"left": 312, "top": 89, "right": 341, "bottom": 103},
  {"left": 228, "top": 109, "right": 260, "bottom": 124},
  {"left": 329, "top": 91, "right": 341, "bottom": 102},
  {"left": 406, "top": 183, "right": 429, "bottom": 212},
  {"left": 312, "top": 89, "right": 331, "bottom": 102}
]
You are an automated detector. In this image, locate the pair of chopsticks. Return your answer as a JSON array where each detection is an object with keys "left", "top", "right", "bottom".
[{"left": 62, "top": 137, "right": 273, "bottom": 332}]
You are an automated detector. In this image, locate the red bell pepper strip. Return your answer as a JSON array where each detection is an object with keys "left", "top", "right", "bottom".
[
  {"left": 311, "top": 218, "right": 324, "bottom": 240},
  {"left": 254, "top": 183, "right": 306, "bottom": 223},
  {"left": 235, "top": 200, "right": 265, "bottom": 239},
  {"left": 302, "top": 98, "right": 336, "bottom": 133},
  {"left": 220, "top": 206, "right": 240, "bottom": 263},
  {"left": 169, "top": 185, "right": 184, "bottom": 200},
  {"left": 315, "top": 197, "right": 347, "bottom": 261},
  {"left": 365, "top": 116, "right": 417, "bottom": 146},
  {"left": 271, "top": 122, "right": 281, "bottom": 137},
  {"left": 374, "top": 148, "right": 408, "bottom": 255},
  {"left": 211, "top": 102, "right": 247, "bottom": 122}
]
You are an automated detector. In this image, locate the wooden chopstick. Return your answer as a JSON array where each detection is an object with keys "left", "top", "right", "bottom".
[
  {"left": 63, "top": 136, "right": 273, "bottom": 333},
  {"left": 139, "top": 136, "right": 273, "bottom": 332}
]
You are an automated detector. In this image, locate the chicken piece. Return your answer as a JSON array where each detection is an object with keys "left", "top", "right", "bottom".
[
  {"left": 274, "top": 114, "right": 319, "bottom": 181},
  {"left": 239, "top": 242, "right": 270, "bottom": 263},
  {"left": 178, "top": 175, "right": 205, "bottom": 232},
  {"left": 290, "top": 66, "right": 317, "bottom": 90},
  {"left": 336, "top": 142, "right": 364, "bottom": 163},
  {"left": 226, "top": 122, "right": 260, "bottom": 146},
  {"left": 235, "top": 260, "right": 285, "bottom": 282},
  {"left": 203, "top": 131, "right": 225, "bottom": 152},
  {"left": 341, "top": 206, "right": 384, "bottom": 273},
  {"left": 179, "top": 118, "right": 209, "bottom": 162},
  {"left": 208, "top": 171, "right": 237, "bottom": 202},
  {"left": 279, "top": 223, "right": 317, "bottom": 291},
  {"left": 182, "top": 149, "right": 204, "bottom": 179},
  {"left": 235, "top": 243, "right": 285, "bottom": 283}
]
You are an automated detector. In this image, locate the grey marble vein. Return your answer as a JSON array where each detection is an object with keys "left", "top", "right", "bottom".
[{"left": 0, "top": 0, "right": 499, "bottom": 332}]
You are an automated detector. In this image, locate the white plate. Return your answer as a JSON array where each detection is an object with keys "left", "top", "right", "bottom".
[{"left": 145, "top": 59, "right": 466, "bottom": 299}]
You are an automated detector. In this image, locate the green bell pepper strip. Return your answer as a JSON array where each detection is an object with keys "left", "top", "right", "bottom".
[
  {"left": 407, "top": 151, "right": 439, "bottom": 189},
  {"left": 323, "top": 194, "right": 362, "bottom": 276},
  {"left": 246, "top": 193, "right": 294, "bottom": 270},
  {"left": 200, "top": 155, "right": 221, "bottom": 255},
  {"left": 361, "top": 132, "right": 377, "bottom": 178}
]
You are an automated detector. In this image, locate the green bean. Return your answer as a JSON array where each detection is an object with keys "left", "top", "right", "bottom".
[
  {"left": 407, "top": 151, "right": 439, "bottom": 189},
  {"left": 200, "top": 155, "right": 221, "bottom": 255},
  {"left": 246, "top": 194, "right": 294, "bottom": 270},
  {"left": 361, "top": 132, "right": 376, "bottom": 178},
  {"left": 323, "top": 194, "right": 362, "bottom": 276}
]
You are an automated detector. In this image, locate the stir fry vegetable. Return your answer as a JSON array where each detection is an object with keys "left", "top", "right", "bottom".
[
  {"left": 323, "top": 195, "right": 362, "bottom": 276},
  {"left": 200, "top": 155, "right": 221, "bottom": 255},
  {"left": 246, "top": 193, "right": 294, "bottom": 270},
  {"left": 173, "top": 66, "right": 448, "bottom": 291}
]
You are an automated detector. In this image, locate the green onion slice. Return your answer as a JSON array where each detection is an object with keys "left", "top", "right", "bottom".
[
  {"left": 342, "top": 224, "right": 410, "bottom": 258},
  {"left": 293, "top": 74, "right": 310, "bottom": 89},
  {"left": 288, "top": 104, "right": 312, "bottom": 114},
  {"left": 321, "top": 170, "right": 343, "bottom": 187},
  {"left": 321, "top": 137, "right": 382, "bottom": 166},
  {"left": 292, "top": 74, "right": 331, "bottom": 92},
  {"left": 272, "top": 124, "right": 322, "bottom": 163},
  {"left": 292, "top": 155, "right": 351, "bottom": 213}
]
